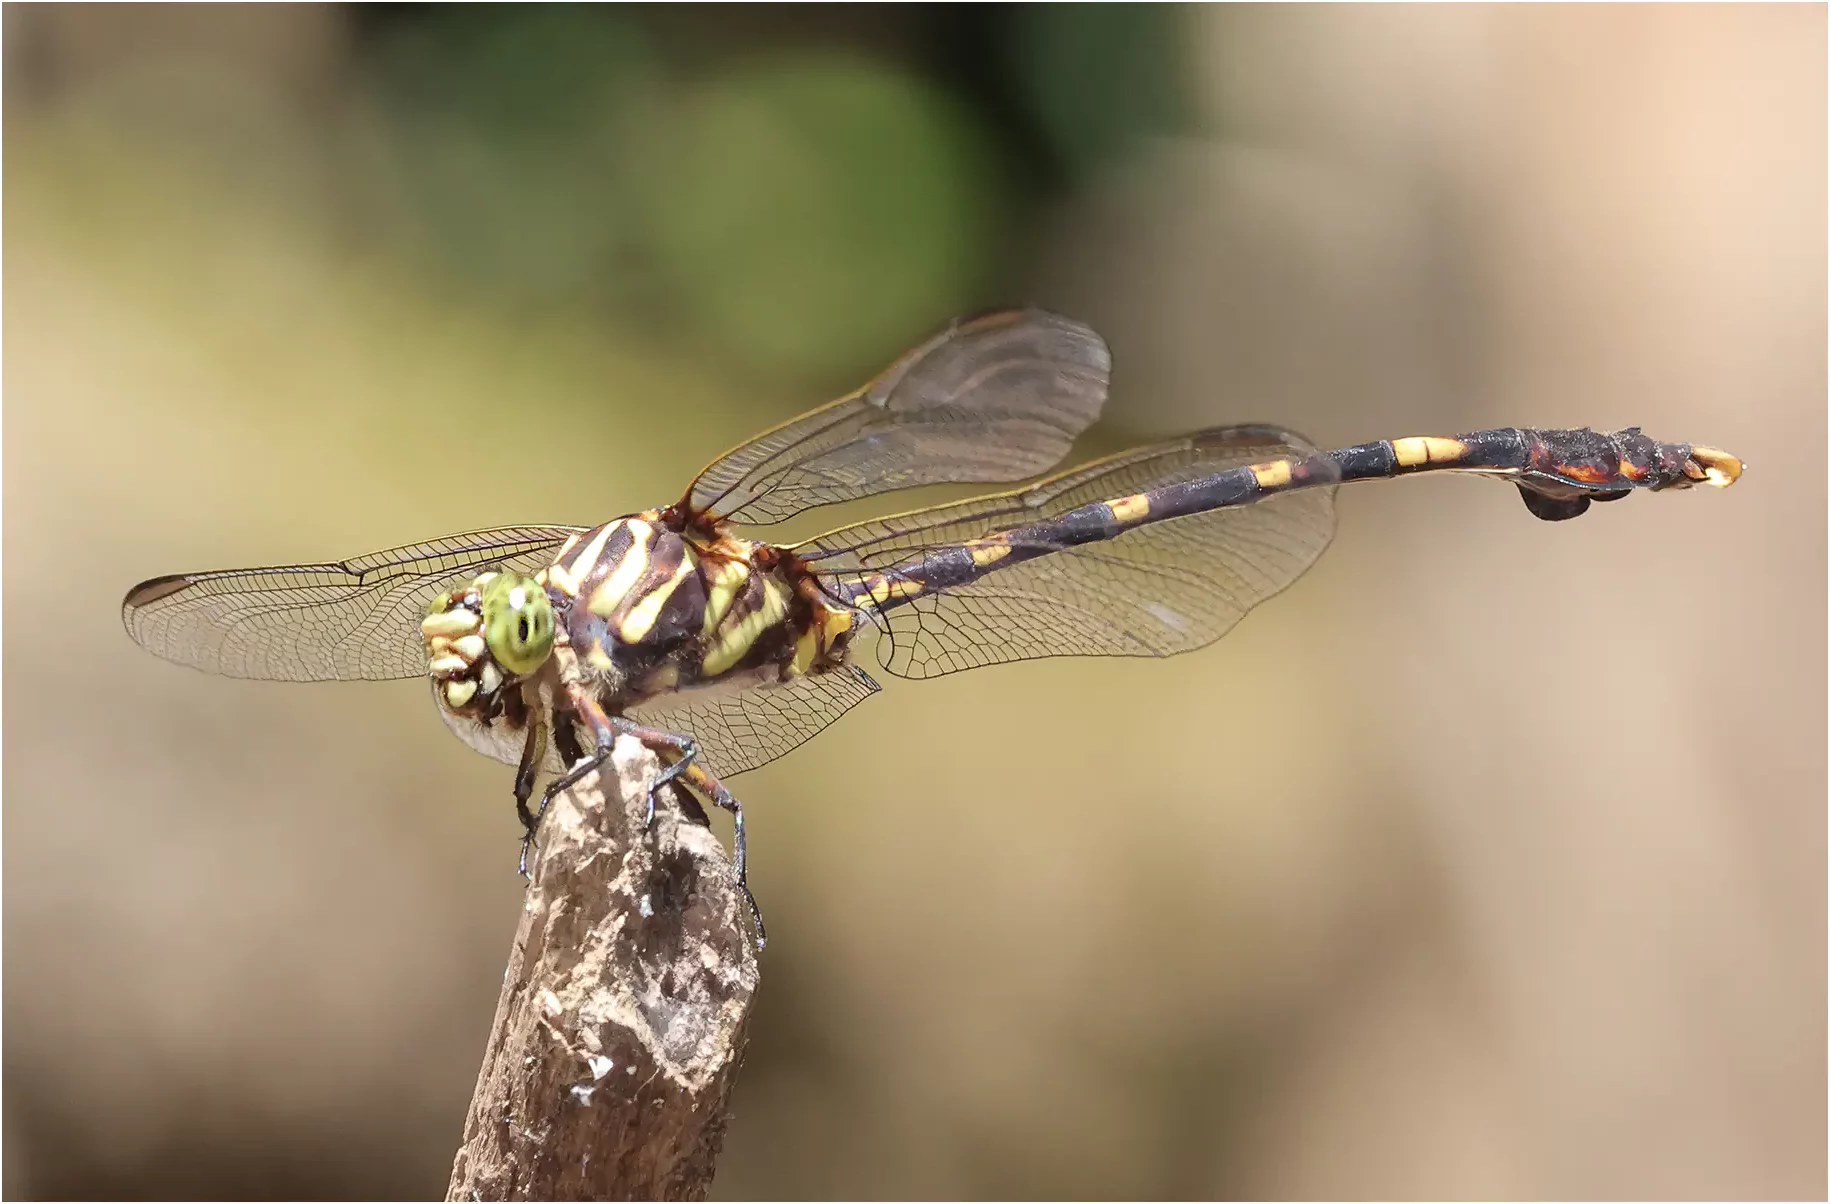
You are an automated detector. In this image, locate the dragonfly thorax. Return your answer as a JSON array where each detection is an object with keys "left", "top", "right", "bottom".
[{"left": 532, "top": 514, "right": 861, "bottom": 712}]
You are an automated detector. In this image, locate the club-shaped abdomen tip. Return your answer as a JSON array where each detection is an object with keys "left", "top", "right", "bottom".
[{"left": 1686, "top": 446, "right": 1743, "bottom": 488}]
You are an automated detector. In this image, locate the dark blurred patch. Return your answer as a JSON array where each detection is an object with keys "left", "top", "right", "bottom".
[
  {"left": 339, "top": 5, "right": 1190, "bottom": 381},
  {"left": 1003, "top": 6, "right": 1193, "bottom": 179},
  {"left": 355, "top": 6, "right": 654, "bottom": 313}
]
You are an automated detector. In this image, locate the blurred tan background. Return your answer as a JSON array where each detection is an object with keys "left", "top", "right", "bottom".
[{"left": 4, "top": 5, "right": 1822, "bottom": 1199}]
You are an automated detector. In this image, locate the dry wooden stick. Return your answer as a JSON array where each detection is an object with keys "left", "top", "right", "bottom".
[{"left": 447, "top": 736, "right": 761, "bottom": 1202}]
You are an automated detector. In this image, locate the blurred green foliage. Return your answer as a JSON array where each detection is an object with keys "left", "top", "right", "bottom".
[
  {"left": 354, "top": 8, "right": 1065, "bottom": 377},
  {"left": 629, "top": 57, "right": 999, "bottom": 374},
  {"left": 365, "top": 8, "right": 656, "bottom": 310},
  {"left": 342, "top": 5, "right": 1191, "bottom": 378}
]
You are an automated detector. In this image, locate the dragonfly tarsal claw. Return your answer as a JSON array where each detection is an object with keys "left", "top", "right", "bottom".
[
  {"left": 743, "top": 888, "right": 767, "bottom": 951},
  {"left": 516, "top": 794, "right": 544, "bottom": 879}
]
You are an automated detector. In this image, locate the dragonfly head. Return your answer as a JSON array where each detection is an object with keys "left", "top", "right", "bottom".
[{"left": 420, "top": 571, "right": 555, "bottom": 716}]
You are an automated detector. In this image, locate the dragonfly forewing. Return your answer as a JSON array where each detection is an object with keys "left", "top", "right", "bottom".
[{"left": 122, "top": 526, "right": 584, "bottom": 680}]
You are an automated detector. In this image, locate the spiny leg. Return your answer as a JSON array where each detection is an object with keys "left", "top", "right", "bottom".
[
  {"left": 537, "top": 690, "right": 697, "bottom": 836},
  {"left": 675, "top": 758, "right": 764, "bottom": 949},
  {"left": 528, "top": 688, "right": 766, "bottom": 947},
  {"left": 525, "top": 690, "right": 621, "bottom": 868},
  {"left": 512, "top": 717, "right": 549, "bottom": 878},
  {"left": 582, "top": 715, "right": 765, "bottom": 944},
  {"left": 520, "top": 710, "right": 591, "bottom": 877},
  {"left": 552, "top": 712, "right": 587, "bottom": 770}
]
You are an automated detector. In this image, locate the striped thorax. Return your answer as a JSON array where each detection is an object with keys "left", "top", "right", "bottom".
[{"left": 538, "top": 512, "right": 859, "bottom": 703}]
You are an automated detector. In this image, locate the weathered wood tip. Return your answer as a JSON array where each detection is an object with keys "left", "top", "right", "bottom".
[{"left": 447, "top": 736, "right": 760, "bottom": 1202}]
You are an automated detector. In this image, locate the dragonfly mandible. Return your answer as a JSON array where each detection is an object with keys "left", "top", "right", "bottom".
[{"left": 122, "top": 309, "right": 1743, "bottom": 947}]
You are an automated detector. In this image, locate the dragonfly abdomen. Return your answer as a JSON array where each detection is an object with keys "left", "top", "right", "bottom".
[
  {"left": 841, "top": 424, "right": 1742, "bottom": 616},
  {"left": 1330, "top": 427, "right": 1742, "bottom": 520}
]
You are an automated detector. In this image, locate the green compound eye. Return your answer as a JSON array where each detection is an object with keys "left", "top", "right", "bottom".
[{"left": 480, "top": 573, "right": 554, "bottom": 676}]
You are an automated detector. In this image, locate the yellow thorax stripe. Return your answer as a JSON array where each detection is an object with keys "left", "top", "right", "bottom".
[
  {"left": 542, "top": 561, "right": 577, "bottom": 598},
  {"left": 821, "top": 607, "right": 854, "bottom": 643},
  {"left": 701, "top": 577, "right": 789, "bottom": 677},
  {"left": 587, "top": 521, "right": 652, "bottom": 618},
  {"left": 700, "top": 558, "right": 751, "bottom": 639},
  {"left": 618, "top": 552, "right": 696, "bottom": 644},
  {"left": 788, "top": 624, "right": 821, "bottom": 678},
  {"left": 566, "top": 524, "right": 618, "bottom": 578}
]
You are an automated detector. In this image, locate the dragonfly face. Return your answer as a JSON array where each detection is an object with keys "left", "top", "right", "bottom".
[
  {"left": 120, "top": 308, "right": 1740, "bottom": 947},
  {"left": 421, "top": 570, "right": 554, "bottom": 743}
]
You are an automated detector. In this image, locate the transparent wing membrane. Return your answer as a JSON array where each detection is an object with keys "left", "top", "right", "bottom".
[
  {"left": 802, "top": 426, "right": 1339, "bottom": 678},
  {"left": 121, "top": 526, "right": 585, "bottom": 681},
  {"left": 630, "top": 664, "right": 882, "bottom": 779},
  {"left": 684, "top": 309, "right": 1112, "bottom": 525}
]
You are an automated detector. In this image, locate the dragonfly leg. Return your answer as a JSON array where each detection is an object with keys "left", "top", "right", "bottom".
[
  {"left": 636, "top": 728, "right": 700, "bottom": 829},
  {"left": 676, "top": 758, "right": 765, "bottom": 949},
  {"left": 526, "top": 693, "right": 766, "bottom": 946},
  {"left": 526, "top": 711, "right": 589, "bottom": 825},
  {"left": 574, "top": 705, "right": 766, "bottom": 949},
  {"left": 591, "top": 717, "right": 764, "bottom": 944},
  {"left": 519, "top": 711, "right": 593, "bottom": 877},
  {"left": 513, "top": 716, "right": 550, "bottom": 878},
  {"left": 552, "top": 710, "right": 587, "bottom": 769},
  {"left": 519, "top": 699, "right": 617, "bottom": 877},
  {"left": 541, "top": 704, "right": 699, "bottom": 829},
  {"left": 530, "top": 697, "right": 620, "bottom": 834}
]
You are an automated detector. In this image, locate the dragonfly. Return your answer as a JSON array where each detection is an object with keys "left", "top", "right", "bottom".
[{"left": 122, "top": 309, "right": 1742, "bottom": 947}]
